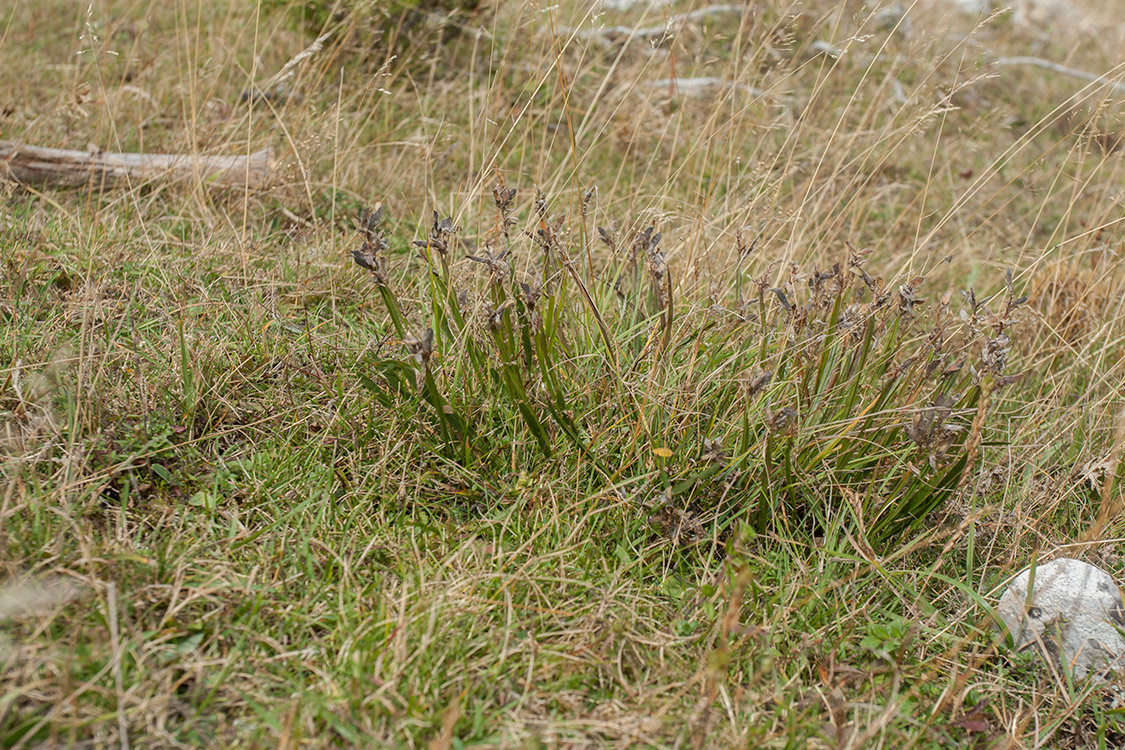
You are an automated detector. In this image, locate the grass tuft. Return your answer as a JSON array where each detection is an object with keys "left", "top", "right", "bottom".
[{"left": 3, "top": 0, "right": 1125, "bottom": 746}]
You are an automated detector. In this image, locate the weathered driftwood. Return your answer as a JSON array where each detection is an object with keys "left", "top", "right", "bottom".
[
  {"left": 993, "top": 57, "right": 1125, "bottom": 96},
  {"left": 559, "top": 4, "right": 747, "bottom": 46},
  {"left": 0, "top": 141, "right": 272, "bottom": 189},
  {"left": 645, "top": 76, "right": 769, "bottom": 99}
]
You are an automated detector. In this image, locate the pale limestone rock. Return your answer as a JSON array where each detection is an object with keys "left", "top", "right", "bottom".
[{"left": 997, "top": 557, "right": 1125, "bottom": 680}]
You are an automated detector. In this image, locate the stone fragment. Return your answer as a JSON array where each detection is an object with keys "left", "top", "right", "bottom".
[{"left": 996, "top": 557, "right": 1125, "bottom": 680}]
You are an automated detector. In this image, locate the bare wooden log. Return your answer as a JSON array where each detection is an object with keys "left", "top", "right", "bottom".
[
  {"left": 993, "top": 57, "right": 1125, "bottom": 96},
  {"left": 0, "top": 141, "right": 273, "bottom": 189},
  {"left": 645, "top": 76, "right": 770, "bottom": 99},
  {"left": 557, "top": 4, "right": 748, "bottom": 46}
]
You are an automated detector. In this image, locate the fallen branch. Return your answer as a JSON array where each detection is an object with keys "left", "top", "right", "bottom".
[
  {"left": 645, "top": 76, "right": 770, "bottom": 99},
  {"left": 0, "top": 141, "right": 273, "bottom": 189},
  {"left": 559, "top": 4, "right": 748, "bottom": 46},
  {"left": 598, "top": 0, "right": 672, "bottom": 9},
  {"left": 993, "top": 56, "right": 1125, "bottom": 96}
]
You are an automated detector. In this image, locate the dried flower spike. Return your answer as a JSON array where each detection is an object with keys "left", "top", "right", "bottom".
[
  {"left": 466, "top": 246, "right": 511, "bottom": 278},
  {"left": 413, "top": 210, "right": 459, "bottom": 258},
  {"left": 493, "top": 181, "right": 518, "bottom": 237},
  {"left": 353, "top": 206, "right": 391, "bottom": 286},
  {"left": 405, "top": 327, "right": 435, "bottom": 369}
]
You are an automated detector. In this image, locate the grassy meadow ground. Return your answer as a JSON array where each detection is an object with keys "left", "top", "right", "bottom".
[{"left": 3, "top": 0, "right": 1125, "bottom": 746}]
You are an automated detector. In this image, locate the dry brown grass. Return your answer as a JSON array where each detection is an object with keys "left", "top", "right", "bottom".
[{"left": 3, "top": 0, "right": 1125, "bottom": 746}]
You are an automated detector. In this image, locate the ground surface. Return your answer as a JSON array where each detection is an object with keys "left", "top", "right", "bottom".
[{"left": 2, "top": 0, "right": 1125, "bottom": 747}]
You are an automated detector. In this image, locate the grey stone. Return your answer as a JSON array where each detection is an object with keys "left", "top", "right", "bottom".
[
  {"left": 870, "top": 3, "right": 912, "bottom": 35},
  {"left": 996, "top": 557, "right": 1125, "bottom": 680}
]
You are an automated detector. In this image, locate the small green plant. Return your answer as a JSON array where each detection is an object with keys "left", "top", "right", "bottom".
[{"left": 862, "top": 613, "right": 911, "bottom": 657}]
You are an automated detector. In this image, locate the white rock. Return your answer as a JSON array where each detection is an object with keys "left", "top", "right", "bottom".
[
  {"left": 996, "top": 557, "right": 1125, "bottom": 680},
  {"left": 871, "top": 3, "right": 912, "bottom": 35},
  {"left": 934, "top": 0, "right": 1095, "bottom": 30},
  {"left": 950, "top": 0, "right": 989, "bottom": 13},
  {"left": 1010, "top": 0, "right": 1085, "bottom": 29},
  {"left": 597, "top": 0, "right": 671, "bottom": 9}
]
